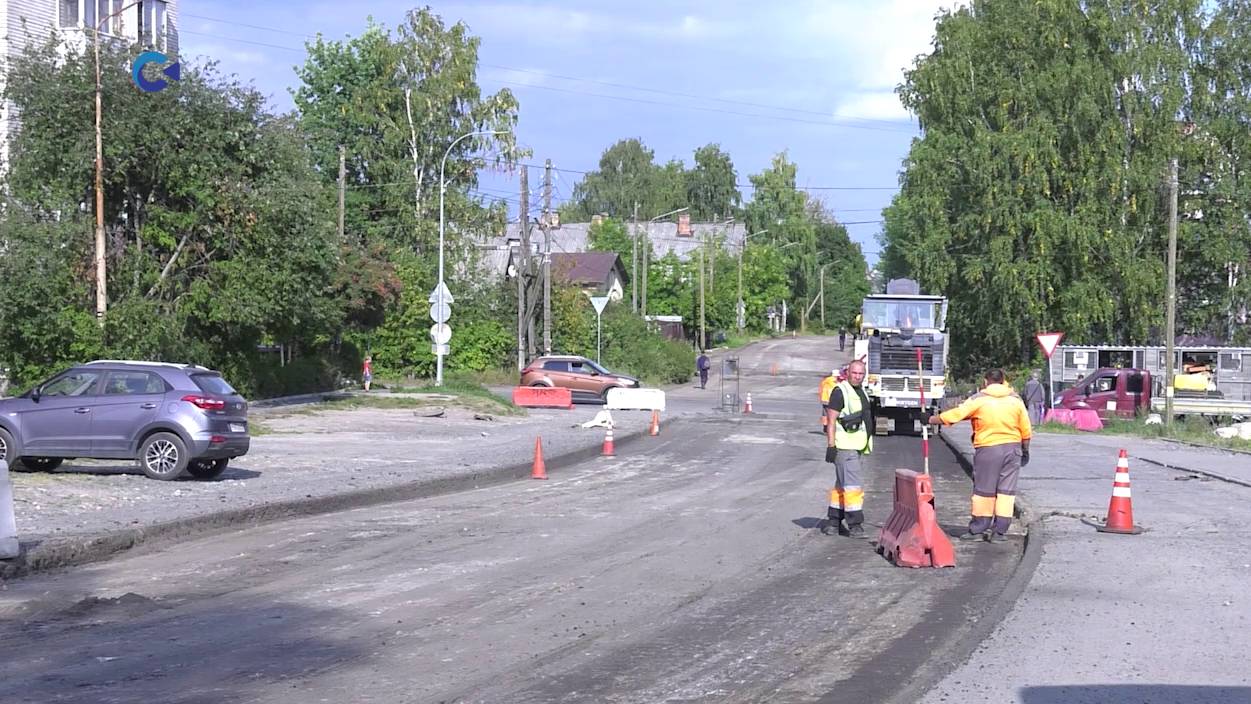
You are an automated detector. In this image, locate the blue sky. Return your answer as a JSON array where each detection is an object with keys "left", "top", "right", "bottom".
[{"left": 179, "top": 1, "right": 963, "bottom": 265}]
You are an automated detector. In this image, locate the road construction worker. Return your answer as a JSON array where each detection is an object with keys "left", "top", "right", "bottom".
[
  {"left": 819, "top": 369, "right": 839, "bottom": 434},
  {"left": 928, "top": 368, "right": 1031, "bottom": 543},
  {"left": 824, "top": 359, "right": 873, "bottom": 538}
]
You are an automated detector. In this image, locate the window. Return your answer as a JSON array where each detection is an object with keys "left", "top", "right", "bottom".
[
  {"left": 42, "top": 371, "right": 101, "bottom": 397},
  {"left": 104, "top": 371, "right": 165, "bottom": 395},
  {"left": 191, "top": 374, "right": 237, "bottom": 395},
  {"left": 542, "top": 361, "right": 570, "bottom": 373},
  {"left": 1220, "top": 353, "right": 1241, "bottom": 372},
  {"left": 139, "top": 0, "right": 167, "bottom": 46},
  {"left": 60, "top": 0, "right": 79, "bottom": 27},
  {"left": 1126, "top": 373, "right": 1145, "bottom": 394},
  {"left": 1094, "top": 375, "right": 1117, "bottom": 394}
]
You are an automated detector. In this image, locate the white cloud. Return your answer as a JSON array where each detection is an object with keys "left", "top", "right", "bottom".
[
  {"left": 835, "top": 90, "right": 912, "bottom": 121},
  {"left": 431, "top": 3, "right": 739, "bottom": 45},
  {"left": 182, "top": 42, "right": 270, "bottom": 66},
  {"left": 779, "top": 0, "right": 968, "bottom": 90}
]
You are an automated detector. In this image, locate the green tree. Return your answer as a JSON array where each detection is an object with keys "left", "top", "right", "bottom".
[
  {"left": 686, "top": 143, "right": 741, "bottom": 221},
  {"left": 881, "top": 0, "right": 1208, "bottom": 373},
  {"left": 563, "top": 138, "right": 686, "bottom": 220}
]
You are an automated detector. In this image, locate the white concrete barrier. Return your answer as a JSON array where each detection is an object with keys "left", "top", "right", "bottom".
[
  {"left": 0, "top": 460, "right": 18, "bottom": 559},
  {"left": 605, "top": 387, "right": 666, "bottom": 412}
]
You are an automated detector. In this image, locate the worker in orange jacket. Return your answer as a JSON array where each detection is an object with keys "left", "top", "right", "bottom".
[
  {"left": 818, "top": 368, "right": 841, "bottom": 433},
  {"left": 928, "top": 368, "right": 1032, "bottom": 543}
]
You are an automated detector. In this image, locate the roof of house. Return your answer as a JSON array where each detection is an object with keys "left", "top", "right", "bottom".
[{"left": 551, "top": 252, "right": 623, "bottom": 286}]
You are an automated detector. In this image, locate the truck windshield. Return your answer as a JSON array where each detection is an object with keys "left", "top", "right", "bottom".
[{"left": 862, "top": 299, "right": 945, "bottom": 330}]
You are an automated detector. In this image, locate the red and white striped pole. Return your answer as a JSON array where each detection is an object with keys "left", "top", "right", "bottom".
[{"left": 918, "top": 347, "right": 929, "bottom": 475}]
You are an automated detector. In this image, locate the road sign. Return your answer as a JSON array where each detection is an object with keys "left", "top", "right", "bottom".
[
  {"left": 589, "top": 296, "right": 609, "bottom": 315},
  {"left": 430, "top": 301, "right": 451, "bottom": 323},
  {"left": 1036, "top": 332, "right": 1065, "bottom": 359},
  {"left": 428, "top": 281, "right": 454, "bottom": 304},
  {"left": 431, "top": 343, "right": 450, "bottom": 356},
  {"left": 430, "top": 323, "right": 452, "bottom": 345}
]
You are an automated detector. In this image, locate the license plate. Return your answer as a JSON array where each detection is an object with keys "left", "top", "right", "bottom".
[{"left": 229, "top": 423, "right": 246, "bottom": 433}]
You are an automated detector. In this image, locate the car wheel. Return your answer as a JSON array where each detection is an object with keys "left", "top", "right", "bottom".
[
  {"left": 138, "top": 432, "right": 189, "bottom": 480},
  {"left": 18, "top": 457, "right": 63, "bottom": 472},
  {"left": 187, "top": 458, "right": 229, "bottom": 480},
  {"left": 0, "top": 428, "right": 17, "bottom": 469}
]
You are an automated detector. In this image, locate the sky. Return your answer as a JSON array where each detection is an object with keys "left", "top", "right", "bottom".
[{"left": 178, "top": 0, "right": 966, "bottom": 265}]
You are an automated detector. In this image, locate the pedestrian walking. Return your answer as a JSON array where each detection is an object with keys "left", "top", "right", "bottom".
[
  {"left": 696, "top": 350, "right": 711, "bottom": 390},
  {"left": 823, "top": 359, "right": 873, "bottom": 538},
  {"left": 362, "top": 355, "right": 373, "bottom": 392},
  {"left": 1024, "top": 370, "right": 1046, "bottom": 426},
  {"left": 928, "top": 368, "right": 1032, "bottom": 543},
  {"left": 838, "top": 328, "right": 847, "bottom": 352}
]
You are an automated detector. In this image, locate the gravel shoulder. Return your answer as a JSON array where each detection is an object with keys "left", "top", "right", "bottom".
[{"left": 2, "top": 394, "right": 675, "bottom": 579}]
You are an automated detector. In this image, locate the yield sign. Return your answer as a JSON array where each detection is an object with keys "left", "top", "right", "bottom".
[
  {"left": 428, "top": 281, "right": 454, "bottom": 304},
  {"left": 1036, "top": 332, "right": 1064, "bottom": 359},
  {"left": 589, "top": 296, "right": 609, "bottom": 315}
]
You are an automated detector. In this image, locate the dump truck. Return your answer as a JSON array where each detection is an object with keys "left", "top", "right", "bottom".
[{"left": 852, "top": 279, "right": 949, "bottom": 434}]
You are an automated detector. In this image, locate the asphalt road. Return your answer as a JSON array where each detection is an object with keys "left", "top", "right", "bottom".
[{"left": 0, "top": 337, "right": 1024, "bottom": 703}]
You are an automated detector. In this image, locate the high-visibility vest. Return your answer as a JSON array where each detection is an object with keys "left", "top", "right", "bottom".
[{"left": 833, "top": 380, "right": 873, "bottom": 454}]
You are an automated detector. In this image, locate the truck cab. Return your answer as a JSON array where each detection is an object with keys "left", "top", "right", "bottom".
[{"left": 1056, "top": 368, "right": 1151, "bottom": 419}]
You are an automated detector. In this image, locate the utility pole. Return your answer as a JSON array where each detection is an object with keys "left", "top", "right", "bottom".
[
  {"left": 337, "top": 146, "right": 346, "bottom": 241},
  {"left": 92, "top": 0, "right": 145, "bottom": 323},
  {"left": 542, "top": 159, "right": 553, "bottom": 354},
  {"left": 699, "top": 233, "right": 707, "bottom": 350},
  {"left": 641, "top": 224, "right": 649, "bottom": 318},
  {"left": 819, "top": 265, "right": 826, "bottom": 327},
  {"left": 1165, "top": 157, "right": 1179, "bottom": 427},
  {"left": 517, "top": 166, "right": 530, "bottom": 370},
  {"left": 737, "top": 238, "right": 744, "bottom": 333},
  {"left": 632, "top": 201, "right": 639, "bottom": 313}
]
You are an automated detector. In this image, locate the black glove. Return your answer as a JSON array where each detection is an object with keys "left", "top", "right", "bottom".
[
  {"left": 825, "top": 446, "right": 838, "bottom": 463},
  {"left": 1021, "top": 449, "right": 1031, "bottom": 467}
]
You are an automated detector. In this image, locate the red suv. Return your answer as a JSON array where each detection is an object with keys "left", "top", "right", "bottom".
[{"left": 520, "top": 355, "right": 639, "bottom": 403}]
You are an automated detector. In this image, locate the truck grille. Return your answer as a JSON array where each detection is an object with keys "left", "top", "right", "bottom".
[
  {"left": 880, "top": 377, "right": 938, "bottom": 393},
  {"left": 869, "top": 336, "right": 945, "bottom": 374}
]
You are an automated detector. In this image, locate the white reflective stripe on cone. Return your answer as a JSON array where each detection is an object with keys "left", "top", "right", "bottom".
[
  {"left": 1117, "top": 458, "right": 1129, "bottom": 469},
  {"left": 1115, "top": 472, "right": 1131, "bottom": 483},
  {"left": 1112, "top": 487, "right": 1132, "bottom": 497}
]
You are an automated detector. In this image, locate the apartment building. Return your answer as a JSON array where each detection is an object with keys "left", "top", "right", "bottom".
[{"left": 0, "top": 0, "right": 179, "bottom": 165}]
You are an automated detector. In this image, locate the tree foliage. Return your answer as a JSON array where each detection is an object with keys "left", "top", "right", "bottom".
[{"left": 879, "top": 0, "right": 1244, "bottom": 374}]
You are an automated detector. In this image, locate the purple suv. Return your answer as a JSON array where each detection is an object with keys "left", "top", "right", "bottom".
[{"left": 0, "top": 360, "right": 250, "bottom": 480}]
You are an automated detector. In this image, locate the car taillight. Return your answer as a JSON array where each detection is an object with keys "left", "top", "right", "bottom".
[{"left": 182, "top": 395, "right": 226, "bottom": 411}]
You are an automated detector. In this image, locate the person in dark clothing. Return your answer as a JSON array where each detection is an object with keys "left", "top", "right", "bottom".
[
  {"left": 696, "top": 351, "right": 711, "bottom": 389},
  {"left": 838, "top": 328, "right": 847, "bottom": 351}
]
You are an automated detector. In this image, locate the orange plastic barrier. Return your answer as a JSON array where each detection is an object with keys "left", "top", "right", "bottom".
[
  {"left": 876, "top": 469, "right": 956, "bottom": 568},
  {"left": 512, "top": 386, "right": 574, "bottom": 409}
]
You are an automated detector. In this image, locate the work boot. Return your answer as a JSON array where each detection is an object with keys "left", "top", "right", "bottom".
[
  {"left": 847, "top": 524, "right": 867, "bottom": 539},
  {"left": 820, "top": 519, "right": 843, "bottom": 536},
  {"left": 957, "top": 531, "right": 986, "bottom": 542},
  {"left": 988, "top": 532, "right": 1009, "bottom": 543}
]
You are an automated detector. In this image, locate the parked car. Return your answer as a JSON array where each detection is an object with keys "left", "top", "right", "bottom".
[
  {"left": 520, "top": 355, "right": 639, "bottom": 403},
  {"left": 0, "top": 360, "right": 250, "bottom": 480}
]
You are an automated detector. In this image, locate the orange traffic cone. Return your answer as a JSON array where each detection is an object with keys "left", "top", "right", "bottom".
[
  {"left": 601, "top": 427, "right": 616, "bottom": 457},
  {"left": 743, "top": 392, "right": 753, "bottom": 414},
  {"left": 1095, "top": 449, "right": 1141, "bottom": 534},
  {"left": 649, "top": 410, "right": 660, "bottom": 437},
  {"left": 531, "top": 437, "right": 548, "bottom": 480},
  {"left": 770, "top": 363, "right": 778, "bottom": 376}
]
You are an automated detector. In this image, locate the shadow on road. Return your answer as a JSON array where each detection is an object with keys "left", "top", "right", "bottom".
[
  {"left": 791, "top": 517, "right": 823, "bottom": 530},
  {"left": 42, "top": 464, "right": 263, "bottom": 481},
  {"left": 1022, "top": 685, "right": 1251, "bottom": 704}
]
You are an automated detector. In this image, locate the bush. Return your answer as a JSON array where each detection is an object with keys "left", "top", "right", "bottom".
[{"left": 601, "top": 305, "right": 692, "bottom": 385}]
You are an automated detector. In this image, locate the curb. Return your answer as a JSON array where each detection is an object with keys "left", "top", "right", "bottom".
[
  {"left": 1134, "top": 456, "right": 1251, "bottom": 489},
  {"left": 0, "top": 421, "right": 669, "bottom": 581}
]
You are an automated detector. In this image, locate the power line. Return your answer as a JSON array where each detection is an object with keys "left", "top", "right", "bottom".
[
  {"left": 485, "top": 78, "right": 914, "bottom": 134},
  {"left": 180, "top": 12, "right": 914, "bottom": 131}
]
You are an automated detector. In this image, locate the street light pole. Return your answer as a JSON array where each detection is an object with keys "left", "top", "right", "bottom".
[
  {"left": 437, "top": 129, "right": 507, "bottom": 385},
  {"left": 93, "top": 0, "right": 145, "bottom": 323},
  {"left": 1165, "top": 157, "right": 1179, "bottom": 427}
]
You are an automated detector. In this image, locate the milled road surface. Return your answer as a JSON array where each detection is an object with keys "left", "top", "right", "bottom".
[{"left": 0, "top": 337, "right": 1024, "bottom": 703}]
